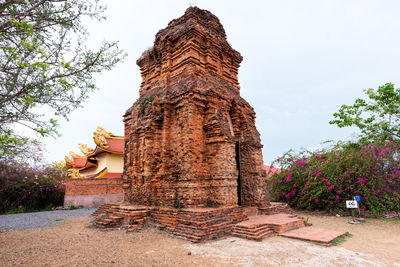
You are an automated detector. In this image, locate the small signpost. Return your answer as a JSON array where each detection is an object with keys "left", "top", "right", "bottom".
[
  {"left": 346, "top": 200, "right": 358, "bottom": 223},
  {"left": 346, "top": 196, "right": 364, "bottom": 224},
  {"left": 346, "top": 200, "right": 358, "bottom": 209}
]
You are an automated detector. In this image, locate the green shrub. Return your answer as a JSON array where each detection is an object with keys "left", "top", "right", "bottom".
[
  {"left": 0, "top": 160, "right": 67, "bottom": 213},
  {"left": 269, "top": 141, "right": 400, "bottom": 215},
  {"left": 173, "top": 192, "right": 184, "bottom": 209}
]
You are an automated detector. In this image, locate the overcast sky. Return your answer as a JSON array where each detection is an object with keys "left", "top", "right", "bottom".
[{"left": 40, "top": 0, "right": 400, "bottom": 164}]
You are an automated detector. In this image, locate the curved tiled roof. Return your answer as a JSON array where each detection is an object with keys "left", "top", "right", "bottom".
[
  {"left": 263, "top": 164, "right": 281, "bottom": 178},
  {"left": 72, "top": 157, "right": 87, "bottom": 168},
  {"left": 102, "top": 137, "right": 124, "bottom": 154}
]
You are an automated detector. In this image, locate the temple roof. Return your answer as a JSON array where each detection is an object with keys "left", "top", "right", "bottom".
[
  {"left": 72, "top": 157, "right": 88, "bottom": 168},
  {"left": 65, "top": 127, "right": 124, "bottom": 171},
  {"left": 263, "top": 164, "right": 281, "bottom": 178},
  {"left": 94, "top": 136, "right": 124, "bottom": 154}
]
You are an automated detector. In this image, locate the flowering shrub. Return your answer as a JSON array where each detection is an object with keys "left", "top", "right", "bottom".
[
  {"left": 269, "top": 141, "right": 400, "bottom": 215},
  {"left": 0, "top": 160, "right": 67, "bottom": 213}
]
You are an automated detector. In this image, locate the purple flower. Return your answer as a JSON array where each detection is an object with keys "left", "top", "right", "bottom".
[
  {"left": 358, "top": 178, "right": 368, "bottom": 184},
  {"left": 286, "top": 173, "right": 292, "bottom": 183},
  {"left": 329, "top": 185, "right": 335, "bottom": 190}
]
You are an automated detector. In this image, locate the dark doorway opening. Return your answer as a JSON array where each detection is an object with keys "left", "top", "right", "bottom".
[{"left": 235, "top": 142, "right": 242, "bottom": 205}]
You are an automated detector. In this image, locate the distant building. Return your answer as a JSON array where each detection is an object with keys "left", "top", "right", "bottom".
[
  {"left": 263, "top": 164, "right": 281, "bottom": 178},
  {"left": 63, "top": 127, "right": 124, "bottom": 207},
  {"left": 65, "top": 126, "right": 124, "bottom": 178}
]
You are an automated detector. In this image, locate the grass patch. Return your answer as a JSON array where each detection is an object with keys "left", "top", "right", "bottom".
[
  {"left": 331, "top": 232, "right": 352, "bottom": 246},
  {"left": 66, "top": 204, "right": 83, "bottom": 210},
  {"left": 4, "top": 204, "right": 55, "bottom": 214},
  {"left": 300, "top": 216, "right": 312, "bottom": 226}
]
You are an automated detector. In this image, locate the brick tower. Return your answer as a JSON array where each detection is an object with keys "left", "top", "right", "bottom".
[{"left": 123, "top": 7, "right": 267, "bottom": 207}]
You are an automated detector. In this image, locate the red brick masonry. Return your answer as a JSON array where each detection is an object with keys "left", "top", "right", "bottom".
[
  {"left": 93, "top": 203, "right": 347, "bottom": 245},
  {"left": 233, "top": 214, "right": 304, "bottom": 240},
  {"left": 93, "top": 204, "right": 248, "bottom": 242},
  {"left": 123, "top": 6, "right": 267, "bottom": 208},
  {"left": 64, "top": 178, "right": 123, "bottom": 208}
]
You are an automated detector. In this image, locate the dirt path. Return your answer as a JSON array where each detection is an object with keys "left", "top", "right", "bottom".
[
  {"left": 0, "top": 214, "right": 399, "bottom": 266},
  {"left": 297, "top": 212, "right": 400, "bottom": 264}
]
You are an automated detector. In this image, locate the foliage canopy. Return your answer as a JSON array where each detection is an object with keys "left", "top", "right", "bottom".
[
  {"left": 330, "top": 83, "right": 400, "bottom": 142},
  {"left": 269, "top": 141, "right": 400, "bottom": 215},
  {"left": 0, "top": 0, "right": 126, "bottom": 158}
]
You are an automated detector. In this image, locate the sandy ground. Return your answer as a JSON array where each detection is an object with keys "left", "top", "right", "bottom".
[{"left": 0, "top": 213, "right": 399, "bottom": 267}]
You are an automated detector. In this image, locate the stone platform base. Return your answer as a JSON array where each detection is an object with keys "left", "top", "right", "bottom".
[
  {"left": 92, "top": 203, "right": 349, "bottom": 245},
  {"left": 232, "top": 213, "right": 304, "bottom": 240},
  {"left": 92, "top": 203, "right": 247, "bottom": 242}
]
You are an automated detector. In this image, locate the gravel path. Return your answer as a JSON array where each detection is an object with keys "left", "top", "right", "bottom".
[{"left": 0, "top": 208, "right": 96, "bottom": 230}]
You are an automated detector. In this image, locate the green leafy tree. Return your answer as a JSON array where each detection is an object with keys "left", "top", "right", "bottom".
[
  {"left": 330, "top": 83, "right": 400, "bottom": 142},
  {"left": 0, "top": 0, "right": 126, "bottom": 157}
]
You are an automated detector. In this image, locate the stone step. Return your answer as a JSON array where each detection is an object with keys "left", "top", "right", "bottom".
[
  {"left": 108, "top": 216, "right": 123, "bottom": 220},
  {"left": 95, "top": 221, "right": 109, "bottom": 226},
  {"left": 172, "top": 231, "right": 202, "bottom": 243},
  {"left": 232, "top": 213, "right": 305, "bottom": 241},
  {"left": 232, "top": 223, "right": 275, "bottom": 240},
  {"left": 233, "top": 224, "right": 271, "bottom": 234},
  {"left": 232, "top": 229, "right": 274, "bottom": 240},
  {"left": 280, "top": 227, "right": 348, "bottom": 246},
  {"left": 233, "top": 226, "right": 274, "bottom": 237},
  {"left": 239, "top": 214, "right": 304, "bottom": 233}
]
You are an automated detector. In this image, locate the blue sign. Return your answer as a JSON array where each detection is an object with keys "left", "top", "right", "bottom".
[{"left": 354, "top": 196, "right": 361, "bottom": 202}]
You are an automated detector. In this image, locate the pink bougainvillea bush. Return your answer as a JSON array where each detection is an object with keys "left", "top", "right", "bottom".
[
  {"left": 269, "top": 141, "right": 400, "bottom": 215},
  {"left": 0, "top": 160, "right": 67, "bottom": 213}
]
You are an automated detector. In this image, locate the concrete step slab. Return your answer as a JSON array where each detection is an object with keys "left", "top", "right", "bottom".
[
  {"left": 280, "top": 226, "right": 348, "bottom": 245},
  {"left": 235, "top": 213, "right": 304, "bottom": 233}
]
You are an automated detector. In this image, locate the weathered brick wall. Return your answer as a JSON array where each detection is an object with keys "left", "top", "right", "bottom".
[
  {"left": 65, "top": 178, "right": 123, "bottom": 196},
  {"left": 64, "top": 178, "right": 123, "bottom": 207},
  {"left": 123, "top": 7, "right": 266, "bottom": 208},
  {"left": 152, "top": 206, "right": 248, "bottom": 242},
  {"left": 93, "top": 204, "right": 248, "bottom": 242}
]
